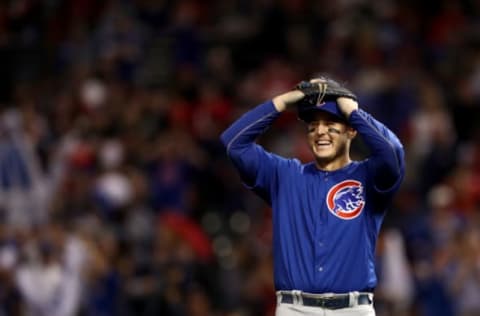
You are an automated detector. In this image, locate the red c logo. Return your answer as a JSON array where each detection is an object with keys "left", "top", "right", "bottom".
[{"left": 326, "top": 180, "right": 365, "bottom": 220}]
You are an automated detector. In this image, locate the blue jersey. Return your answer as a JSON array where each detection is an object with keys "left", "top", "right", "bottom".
[{"left": 220, "top": 101, "right": 405, "bottom": 293}]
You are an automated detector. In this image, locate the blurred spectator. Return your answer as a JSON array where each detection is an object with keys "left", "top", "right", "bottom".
[
  {"left": 407, "top": 77, "right": 457, "bottom": 194},
  {"left": 0, "top": 222, "right": 21, "bottom": 316},
  {"left": 375, "top": 228, "right": 415, "bottom": 316},
  {"left": 0, "top": 107, "right": 50, "bottom": 228},
  {"left": 15, "top": 221, "right": 88, "bottom": 316},
  {"left": 445, "top": 226, "right": 480, "bottom": 316}
]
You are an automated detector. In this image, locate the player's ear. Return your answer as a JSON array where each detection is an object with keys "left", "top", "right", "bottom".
[{"left": 346, "top": 127, "right": 357, "bottom": 139}]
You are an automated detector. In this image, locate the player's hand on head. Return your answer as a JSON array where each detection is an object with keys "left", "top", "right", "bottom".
[
  {"left": 294, "top": 75, "right": 357, "bottom": 108},
  {"left": 309, "top": 78, "right": 326, "bottom": 84},
  {"left": 304, "top": 75, "right": 359, "bottom": 118},
  {"left": 273, "top": 75, "right": 358, "bottom": 115},
  {"left": 337, "top": 97, "right": 358, "bottom": 118}
]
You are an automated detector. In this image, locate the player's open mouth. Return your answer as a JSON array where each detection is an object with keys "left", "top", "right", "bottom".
[{"left": 315, "top": 140, "right": 332, "bottom": 148}]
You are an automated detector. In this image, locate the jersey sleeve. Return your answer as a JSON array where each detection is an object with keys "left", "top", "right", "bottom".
[
  {"left": 220, "top": 101, "right": 283, "bottom": 202},
  {"left": 348, "top": 109, "right": 405, "bottom": 195}
]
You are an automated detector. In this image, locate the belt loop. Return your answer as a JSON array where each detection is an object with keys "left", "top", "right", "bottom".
[
  {"left": 276, "top": 291, "right": 282, "bottom": 306},
  {"left": 292, "top": 290, "right": 298, "bottom": 305},
  {"left": 349, "top": 291, "right": 359, "bottom": 307},
  {"left": 297, "top": 290, "right": 303, "bottom": 305},
  {"left": 368, "top": 292, "right": 374, "bottom": 304}
]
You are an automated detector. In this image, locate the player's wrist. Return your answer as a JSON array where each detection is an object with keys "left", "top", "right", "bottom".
[
  {"left": 273, "top": 90, "right": 305, "bottom": 112},
  {"left": 272, "top": 96, "right": 287, "bottom": 112}
]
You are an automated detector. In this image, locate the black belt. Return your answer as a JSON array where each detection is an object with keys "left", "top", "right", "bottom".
[{"left": 279, "top": 292, "right": 373, "bottom": 310}]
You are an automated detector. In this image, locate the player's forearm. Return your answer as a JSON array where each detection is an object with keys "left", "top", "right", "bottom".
[
  {"left": 220, "top": 100, "right": 280, "bottom": 155},
  {"left": 272, "top": 90, "right": 305, "bottom": 112}
]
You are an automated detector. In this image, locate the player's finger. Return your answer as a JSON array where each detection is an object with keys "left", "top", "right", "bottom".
[{"left": 310, "top": 78, "right": 326, "bottom": 84}]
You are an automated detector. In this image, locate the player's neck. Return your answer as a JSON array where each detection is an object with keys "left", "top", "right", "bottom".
[{"left": 314, "top": 156, "right": 351, "bottom": 171}]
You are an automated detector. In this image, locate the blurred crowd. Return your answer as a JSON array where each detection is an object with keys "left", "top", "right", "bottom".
[{"left": 0, "top": 0, "right": 479, "bottom": 315}]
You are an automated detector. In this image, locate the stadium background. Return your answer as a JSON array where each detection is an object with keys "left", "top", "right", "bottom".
[{"left": 0, "top": 0, "right": 479, "bottom": 315}]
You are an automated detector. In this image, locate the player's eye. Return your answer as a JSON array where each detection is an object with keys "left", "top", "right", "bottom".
[
  {"left": 327, "top": 127, "right": 341, "bottom": 134},
  {"left": 307, "top": 123, "right": 317, "bottom": 133}
]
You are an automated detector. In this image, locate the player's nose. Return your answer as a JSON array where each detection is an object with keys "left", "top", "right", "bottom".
[{"left": 314, "top": 122, "right": 329, "bottom": 135}]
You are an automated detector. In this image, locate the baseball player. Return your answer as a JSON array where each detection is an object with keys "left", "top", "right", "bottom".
[{"left": 220, "top": 76, "right": 405, "bottom": 315}]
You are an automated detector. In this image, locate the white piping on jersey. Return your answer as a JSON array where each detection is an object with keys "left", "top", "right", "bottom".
[{"left": 226, "top": 111, "right": 278, "bottom": 154}]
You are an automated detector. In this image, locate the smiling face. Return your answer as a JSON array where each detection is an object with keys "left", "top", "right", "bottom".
[{"left": 306, "top": 111, "right": 356, "bottom": 170}]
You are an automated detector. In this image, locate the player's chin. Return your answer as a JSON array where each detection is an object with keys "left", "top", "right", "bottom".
[{"left": 313, "top": 150, "right": 335, "bottom": 161}]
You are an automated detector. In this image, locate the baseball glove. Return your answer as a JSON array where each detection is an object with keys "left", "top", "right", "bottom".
[{"left": 295, "top": 77, "right": 357, "bottom": 107}]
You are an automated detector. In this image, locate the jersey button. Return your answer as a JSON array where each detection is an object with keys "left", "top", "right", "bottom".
[
  {"left": 318, "top": 266, "right": 323, "bottom": 272},
  {"left": 319, "top": 242, "right": 324, "bottom": 247}
]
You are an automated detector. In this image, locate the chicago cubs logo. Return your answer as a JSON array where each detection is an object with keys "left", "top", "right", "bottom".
[{"left": 326, "top": 180, "right": 365, "bottom": 220}]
